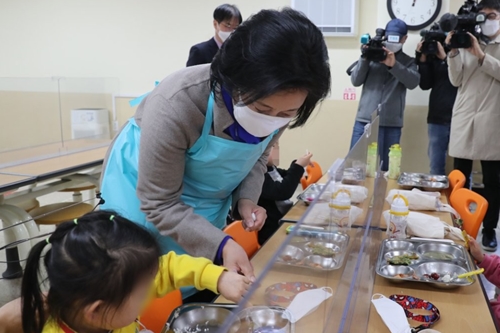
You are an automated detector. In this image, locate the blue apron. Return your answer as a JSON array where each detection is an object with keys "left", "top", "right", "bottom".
[{"left": 101, "top": 93, "right": 275, "bottom": 297}]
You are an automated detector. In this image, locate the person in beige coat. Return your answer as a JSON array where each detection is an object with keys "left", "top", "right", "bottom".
[{"left": 447, "top": 0, "right": 500, "bottom": 251}]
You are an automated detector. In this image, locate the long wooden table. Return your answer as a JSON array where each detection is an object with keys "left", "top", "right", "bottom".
[
  {"left": 216, "top": 178, "right": 498, "bottom": 332},
  {"left": 0, "top": 139, "right": 110, "bottom": 169}
]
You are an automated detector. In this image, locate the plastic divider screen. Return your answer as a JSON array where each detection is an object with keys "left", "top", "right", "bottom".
[
  {"left": 217, "top": 115, "right": 381, "bottom": 333},
  {"left": 0, "top": 77, "right": 119, "bottom": 169}
]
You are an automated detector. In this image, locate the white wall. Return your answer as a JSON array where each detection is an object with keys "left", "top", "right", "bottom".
[
  {"left": 0, "top": 0, "right": 286, "bottom": 95},
  {"left": 0, "top": 0, "right": 465, "bottom": 172}
]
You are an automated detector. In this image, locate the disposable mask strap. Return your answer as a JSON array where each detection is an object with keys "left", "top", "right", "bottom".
[
  {"left": 438, "top": 203, "right": 460, "bottom": 219},
  {"left": 371, "top": 293, "right": 386, "bottom": 301}
]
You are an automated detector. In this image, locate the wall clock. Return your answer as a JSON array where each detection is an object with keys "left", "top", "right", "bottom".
[{"left": 387, "top": 0, "right": 442, "bottom": 31}]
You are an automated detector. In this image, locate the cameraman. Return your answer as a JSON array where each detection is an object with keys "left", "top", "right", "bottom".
[
  {"left": 350, "top": 19, "right": 420, "bottom": 171},
  {"left": 416, "top": 41, "right": 458, "bottom": 175},
  {"left": 447, "top": 0, "right": 500, "bottom": 250}
]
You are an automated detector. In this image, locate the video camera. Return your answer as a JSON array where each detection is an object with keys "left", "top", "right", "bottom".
[
  {"left": 439, "top": 0, "right": 486, "bottom": 48},
  {"left": 420, "top": 23, "right": 447, "bottom": 55},
  {"left": 360, "top": 28, "right": 387, "bottom": 62}
]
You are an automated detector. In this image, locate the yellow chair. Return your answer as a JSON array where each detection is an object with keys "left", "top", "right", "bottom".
[
  {"left": 140, "top": 290, "right": 183, "bottom": 333},
  {"left": 29, "top": 202, "right": 93, "bottom": 225},
  {"left": 224, "top": 220, "right": 260, "bottom": 258},
  {"left": 59, "top": 184, "right": 97, "bottom": 202},
  {"left": 450, "top": 188, "right": 488, "bottom": 239}
]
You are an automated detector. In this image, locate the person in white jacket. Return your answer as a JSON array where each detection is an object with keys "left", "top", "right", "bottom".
[{"left": 447, "top": 0, "right": 500, "bottom": 251}]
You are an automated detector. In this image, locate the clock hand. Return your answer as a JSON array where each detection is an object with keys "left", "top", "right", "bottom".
[{"left": 412, "top": 0, "right": 416, "bottom": 7}]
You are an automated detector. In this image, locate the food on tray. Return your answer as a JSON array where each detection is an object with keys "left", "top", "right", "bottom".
[
  {"left": 422, "top": 272, "right": 458, "bottom": 282},
  {"left": 306, "top": 243, "right": 338, "bottom": 257},
  {"left": 282, "top": 255, "right": 294, "bottom": 262},
  {"left": 387, "top": 253, "right": 419, "bottom": 265},
  {"left": 423, "top": 251, "right": 455, "bottom": 261},
  {"left": 308, "top": 262, "right": 324, "bottom": 269}
]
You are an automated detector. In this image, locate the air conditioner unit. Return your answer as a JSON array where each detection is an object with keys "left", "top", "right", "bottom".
[
  {"left": 292, "top": 0, "right": 358, "bottom": 37},
  {"left": 71, "top": 108, "right": 110, "bottom": 140}
]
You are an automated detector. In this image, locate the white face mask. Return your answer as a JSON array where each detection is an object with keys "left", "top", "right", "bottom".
[
  {"left": 233, "top": 104, "right": 292, "bottom": 137},
  {"left": 481, "top": 19, "right": 500, "bottom": 37},
  {"left": 286, "top": 287, "right": 333, "bottom": 323},
  {"left": 371, "top": 294, "right": 412, "bottom": 333},
  {"left": 218, "top": 30, "right": 232, "bottom": 42},
  {"left": 385, "top": 42, "right": 403, "bottom": 53}
]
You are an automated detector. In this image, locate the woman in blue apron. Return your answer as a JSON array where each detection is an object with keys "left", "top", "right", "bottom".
[{"left": 100, "top": 8, "right": 331, "bottom": 300}]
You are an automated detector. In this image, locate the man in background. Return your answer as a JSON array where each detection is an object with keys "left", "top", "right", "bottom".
[
  {"left": 447, "top": 0, "right": 500, "bottom": 251},
  {"left": 349, "top": 19, "right": 420, "bottom": 171},
  {"left": 416, "top": 40, "right": 457, "bottom": 175},
  {"left": 186, "top": 4, "right": 242, "bottom": 67}
]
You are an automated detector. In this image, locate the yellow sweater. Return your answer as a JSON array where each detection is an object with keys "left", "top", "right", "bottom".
[{"left": 42, "top": 251, "right": 225, "bottom": 333}]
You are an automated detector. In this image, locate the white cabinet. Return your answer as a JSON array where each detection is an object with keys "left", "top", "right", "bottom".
[{"left": 71, "top": 108, "right": 110, "bottom": 140}]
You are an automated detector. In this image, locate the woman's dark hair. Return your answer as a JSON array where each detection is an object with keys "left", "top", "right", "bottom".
[
  {"left": 478, "top": 0, "right": 500, "bottom": 11},
  {"left": 211, "top": 8, "right": 331, "bottom": 128},
  {"left": 213, "top": 4, "right": 242, "bottom": 24},
  {"left": 21, "top": 210, "right": 161, "bottom": 333}
]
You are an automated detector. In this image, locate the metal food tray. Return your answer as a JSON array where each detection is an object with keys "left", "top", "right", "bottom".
[
  {"left": 397, "top": 172, "right": 449, "bottom": 191},
  {"left": 162, "top": 303, "right": 238, "bottom": 333},
  {"left": 376, "top": 239, "right": 476, "bottom": 288},
  {"left": 341, "top": 167, "right": 365, "bottom": 185},
  {"left": 276, "top": 229, "right": 350, "bottom": 271},
  {"left": 296, "top": 184, "right": 329, "bottom": 205}
]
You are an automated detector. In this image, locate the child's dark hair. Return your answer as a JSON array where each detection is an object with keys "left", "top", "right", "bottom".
[
  {"left": 213, "top": 4, "right": 242, "bottom": 24},
  {"left": 211, "top": 8, "right": 331, "bottom": 129},
  {"left": 21, "top": 210, "right": 161, "bottom": 333}
]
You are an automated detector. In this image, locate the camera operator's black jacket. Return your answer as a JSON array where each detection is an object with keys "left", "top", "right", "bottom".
[
  {"left": 350, "top": 51, "right": 420, "bottom": 127},
  {"left": 417, "top": 54, "right": 457, "bottom": 125}
]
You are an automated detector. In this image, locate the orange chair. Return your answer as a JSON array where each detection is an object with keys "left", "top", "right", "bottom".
[
  {"left": 224, "top": 220, "right": 260, "bottom": 257},
  {"left": 450, "top": 188, "right": 488, "bottom": 239},
  {"left": 140, "top": 289, "right": 183, "bottom": 333},
  {"left": 447, "top": 169, "right": 466, "bottom": 199},
  {"left": 300, "top": 162, "right": 323, "bottom": 190}
]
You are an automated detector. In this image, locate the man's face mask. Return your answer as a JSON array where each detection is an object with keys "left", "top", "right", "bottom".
[{"left": 481, "top": 18, "right": 500, "bottom": 37}]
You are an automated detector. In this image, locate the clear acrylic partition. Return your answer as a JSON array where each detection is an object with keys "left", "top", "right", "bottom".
[
  {"left": 218, "top": 114, "right": 380, "bottom": 333},
  {"left": 0, "top": 77, "right": 119, "bottom": 169},
  {"left": 58, "top": 77, "right": 119, "bottom": 147}
]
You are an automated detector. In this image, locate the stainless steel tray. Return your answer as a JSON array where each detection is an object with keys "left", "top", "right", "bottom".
[
  {"left": 296, "top": 184, "right": 329, "bottom": 205},
  {"left": 276, "top": 229, "right": 350, "bottom": 271},
  {"left": 342, "top": 167, "right": 365, "bottom": 185},
  {"left": 397, "top": 172, "right": 449, "bottom": 191},
  {"left": 375, "top": 239, "right": 476, "bottom": 288},
  {"left": 162, "top": 303, "right": 238, "bottom": 333}
]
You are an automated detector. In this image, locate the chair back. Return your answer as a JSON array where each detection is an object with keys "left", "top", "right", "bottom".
[
  {"left": 450, "top": 188, "right": 488, "bottom": 239},
  {"left": 300, "top": 162, "right": 323, "bottom": 190},
  {"left": 224, "top": 220, "right": 260, "bottom": 257}
]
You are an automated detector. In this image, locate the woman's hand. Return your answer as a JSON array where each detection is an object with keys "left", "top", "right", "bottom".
[
  {"left": 238, "top": 199, "right": 267, "bottom": 231},
  {"left": 416, "top": 41, "right": 427, "bottom": 63},
  {"left": 468, "top": 236, "right": 485, "bottom": 263},
  {"left": 445, "top": 31, "right": 459, "bottom": 57},
  {"left": 436, "top": 42, "right": 447, "bottom": 60},
  {"left": 296, "top": 152, "right": 313, "bottom": 168},
  {"left": 222, "top": 239, "right": 256, "bottom": 281},
  {"left": 217, "top": 271, "right": 252, "bottom": 303},
  {"left": 466, "top": 32, "right": 485, "bottom": 62}
]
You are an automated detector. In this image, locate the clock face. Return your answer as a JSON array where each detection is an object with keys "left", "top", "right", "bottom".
[{"left": 387, "top": 0, "right": 442, "bottom": 31}]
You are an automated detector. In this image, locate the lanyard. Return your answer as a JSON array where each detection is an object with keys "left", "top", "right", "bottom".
[{"left": 389, "top": 295, "right": 441, "bottom": 332}]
